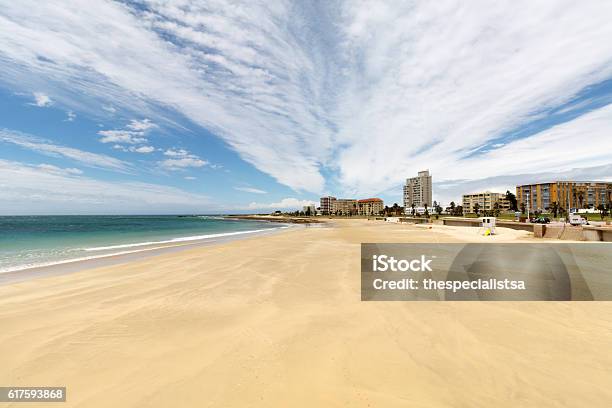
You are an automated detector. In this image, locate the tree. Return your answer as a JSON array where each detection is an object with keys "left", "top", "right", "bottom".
[
  {"left": 493, "top": 202, "right": 500, "bottom": 217},
  {"left": 520, "top": 202, "right": 526, "bottom": 215},
  {"left": 424, "top": 203, "right": 429, "bottom": 218},
  {"left": 597, "top": 204, "right": 609, "bottom": 220},
  {"left": 455, "top": 205, "right": 464, "bottom": 216},
  {"left": 578, "top": 191, "right": 585, "bottom": 209},
  {"left": 506, "top": 190, "right": 518, "bottom": 212},
  {"left": 434, "top": 201, "right": 443, "bottom": 219},
  {"left": 392, "top": 203, "right": 399, "bottom": 216},
  {"left": 449, "top": 201, "right": 456, "bottom": 215},
  {"left": 411, "top": 203, "right": 416, "bottom": 217},
  {"left": 473, "top": 202, "right": 480, "bottom": 216},
  {"left": 550, "top": 202, "right": 559, "bottom": 218}
]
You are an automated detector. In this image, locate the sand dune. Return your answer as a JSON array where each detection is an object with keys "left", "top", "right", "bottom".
[{"left": 1, "top": 219, "right": 611, "bottom": 407}]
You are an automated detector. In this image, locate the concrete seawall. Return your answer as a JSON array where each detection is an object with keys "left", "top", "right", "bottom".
[
  {"left": 440, "top": 218, "right": 612, "bottom": 242},
  {"left": 441, "top": 218, "right": 533, "bottom": 232}
]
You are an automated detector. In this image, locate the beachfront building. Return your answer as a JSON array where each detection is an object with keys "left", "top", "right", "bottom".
[
  {"left": 516, "top": 181, "right": 612, "bottom": 212},
  {"left": 320, "top": 196, "right": 336, "bottom": 215},
  {"left": 334, "top": 199, "right": 358, "bottom": 215},
  {"left": 462, "top": 192, "right": 511, "bottom": 214},
  {"left": 403, "top": 170, "right": 432, "bottom": 213},
  {"left": 302, "top": 204, "right": 316, "bottom": 215},
  {"left": 358, "top": 198, "right": 384, "bottom": 216}
]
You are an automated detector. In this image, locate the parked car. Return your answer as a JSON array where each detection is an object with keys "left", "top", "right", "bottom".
[
  {"left": 532, "top": 217, "right": 551, "bottom": 224},
  {"left": 568, "top": 214, "right": 587, "bottom": 226}
]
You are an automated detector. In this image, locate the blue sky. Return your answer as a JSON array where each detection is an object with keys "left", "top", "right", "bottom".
[{"left": 1, "top": 1, "right": 612, "bottom": 214}]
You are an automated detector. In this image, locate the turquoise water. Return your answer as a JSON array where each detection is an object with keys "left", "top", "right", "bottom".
[{"left": 0, "top": 215, "right": 284, "bottom": 272}]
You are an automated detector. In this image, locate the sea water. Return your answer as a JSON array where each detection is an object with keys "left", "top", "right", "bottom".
[{"left": 0, "top": 215, "right": 284, "bottom": 273}]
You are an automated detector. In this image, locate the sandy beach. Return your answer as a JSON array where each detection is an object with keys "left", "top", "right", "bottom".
[{"left": 1, "top": 219, "right": 611, "bottom": 407}]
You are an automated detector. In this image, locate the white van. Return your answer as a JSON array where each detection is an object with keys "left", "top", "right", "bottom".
[{"left": 568, "top": 213, "right": 587, "bottom": 226}]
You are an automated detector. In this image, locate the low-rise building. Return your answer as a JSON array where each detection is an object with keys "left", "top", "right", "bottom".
[
  {"left": 334, "top": 199, "right": 358, "bottom": 215},
  {"left": 516, "top": 181, "right": 612, "bottom": 212},
  {"left": 462, "top": 192, "right": 511, "bottom": 214},
  {"left": 358, "top": 198, "right": 384, "bottom": 215},
  {"left": 320, "top": 196, "right": 336, "bottom": 215}
]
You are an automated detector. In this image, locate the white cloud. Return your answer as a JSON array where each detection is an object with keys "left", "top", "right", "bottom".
[
  {"left": 1, "top": 1, "right": 612, "bottom": 196},
  {"left": 0, "top": 159, "right": 210, "bottom": 214},
  {"left": 97, "top": 130, "right": 148, "bottom": 144},
  {"left": 130, "top": 145, "right": 155, "bottom": 154},
  {"left": 159, "top": 147, "right": 211, "bottom": 170},
  {"left": 65, "top": 110, "right": 76, "bottom": 121},
  {"left": 0, "top": 128, "right": 129, "bottom": 172},
  {"left": 102, "top": 104, "right": 116, "bottom": 113},
  {"left": 433, "top": 104, "right": 612, "bottom": 182},
  {"left": 0, "top": 1, "right": 328, "bottom": 192},
  {"left": 247, "top": 197, "right": 316, "bottom": 210},
  {"left": 113, "top": 144, "right": 155, "bottom": 154},
  {"left": 164, "top": 148, "right": 190, "bottom": 157},
  {"left": 184, "top": 176, "right": 196, "bottom": 180},
  {"left": 30, "top": 91, "right": 52, "bottom": 107},
  {"left": 234, "top": 186, "right": 267, "bottom": 194},
  {"left": 126, "top": 118, "right": 156, "bottom": 131},
  {"left": 98, "top": 119, "right": 156, "bottom": 150},
  {"left": 160, "top": 157, "right": 208, "bottom": 170}
]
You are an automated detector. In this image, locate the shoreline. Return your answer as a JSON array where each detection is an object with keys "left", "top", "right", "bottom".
[{"left": 0, "top": 221, "right": 300, "bottom": 285}]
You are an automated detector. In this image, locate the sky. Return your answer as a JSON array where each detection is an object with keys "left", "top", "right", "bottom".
[{"left": 1, "top": 0, "right": 612, "bottom": 214}]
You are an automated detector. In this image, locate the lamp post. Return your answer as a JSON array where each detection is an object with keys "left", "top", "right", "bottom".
[{"left": 526, "top": 191, "right": 530, "bottom": 220}]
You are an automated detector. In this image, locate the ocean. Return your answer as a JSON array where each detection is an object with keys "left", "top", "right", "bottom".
[{"left": 0, "top": 215, "right": 286, "bottom": 273}]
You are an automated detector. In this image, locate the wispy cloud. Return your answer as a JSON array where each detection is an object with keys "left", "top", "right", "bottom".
[
  {"left": 247, "top": 197, "right": 316, "bottom": 210},
  {"left": 98, "top": 130, "right": 148, "bottom": 144},
  {"left": 234, "top": 186, "right": 267, "bottom": 194},
  {"left": 36, "top": 163, "right": 83, "bottom": 176},
  {"left": 0, "top": 159, "right": 210, "bottom": 214},
  {"left": 1, "top": 1, "right": 612, "bottom": 197},
  {"left": 113, "top": 144, "right": 155, "bottom": 154},
  {"left": 0, "top": 128, "right": 129, "bottom": 172}
]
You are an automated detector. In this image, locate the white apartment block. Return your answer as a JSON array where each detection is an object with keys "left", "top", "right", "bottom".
[
  {"left": 462, "top": 192, "right": 510, "bottom": 213},
  {"left": 403, "top": 170, "right": 432, "bottom": 211}
]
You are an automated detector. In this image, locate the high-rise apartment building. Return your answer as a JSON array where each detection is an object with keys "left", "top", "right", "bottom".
[
  {"left": 516, "top": 181, "right": 612, "bottom": 211},
  {"left": 403, "top": 170, "right": 432, "bottom": 210}
]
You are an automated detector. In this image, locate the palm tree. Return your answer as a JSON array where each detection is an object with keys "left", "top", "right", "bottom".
[
  {"left": 411, "top": 203, "right": 416, "bottom": 217},
  {"left": 392, "top": 203, "right": 399, "bottom": 216},
  {"left": 473, "top": 202, "right": 480, "bottom": 216},
  {"left": 550, "top": 201, "right": 559, "bottom": 218}
]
